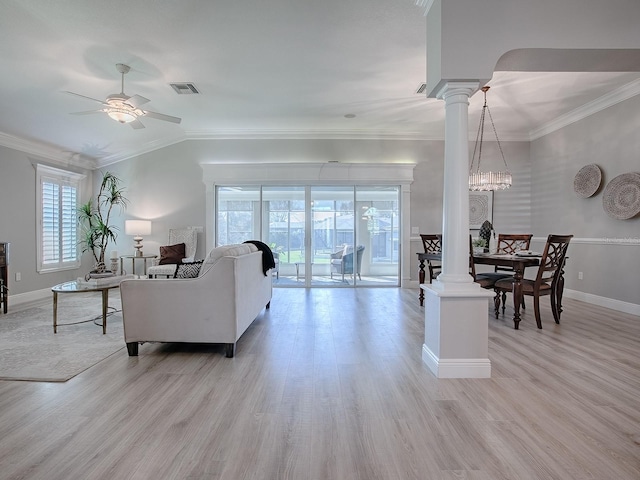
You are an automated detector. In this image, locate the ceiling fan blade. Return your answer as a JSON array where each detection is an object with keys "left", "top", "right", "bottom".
[
  {"left": 143, "top": 110, "right": 182, "bottom": 124},
  {"left": 129, "top": 119, "right": 145, "bottom": 129},
  {"left": 127, "top": 94, "right": 151, "bottom": 108},
  {"left": 69, "top": 109, "right": 105, "bottom": 115},
  {"left": 64, "top": 91, "right": 108, "bottom": 106}
]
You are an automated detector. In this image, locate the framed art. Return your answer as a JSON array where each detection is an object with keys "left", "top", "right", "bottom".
[{"left": 469, "top": 191, "right": 493, "bottom": 229}]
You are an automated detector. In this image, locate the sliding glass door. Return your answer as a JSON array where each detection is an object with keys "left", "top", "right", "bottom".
[
  {"left": 310, "top": 186, "right": 355, "bottom": 286},
  {"left": 261, "top": 187, "right": 307, "bottom": 283},
  {"left": 216, "top": 185, "right": 400, "bottom": 287}
]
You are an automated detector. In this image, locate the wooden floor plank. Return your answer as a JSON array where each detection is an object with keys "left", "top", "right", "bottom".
[{"left": 0, "top": 288, "right": 639, "bottom": 479}]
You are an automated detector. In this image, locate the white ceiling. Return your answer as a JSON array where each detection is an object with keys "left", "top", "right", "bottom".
[{"left": 1, "top": 0, "right": 639, "bottom": 167}]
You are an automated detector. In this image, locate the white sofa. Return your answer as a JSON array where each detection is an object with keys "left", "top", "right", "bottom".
[{"left": 120, "top": 243, "right": 272, "bottom": 357}]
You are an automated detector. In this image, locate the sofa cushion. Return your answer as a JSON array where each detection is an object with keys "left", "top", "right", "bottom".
[
  {"left": 159, "top": 243, "right": 186, "bottom": 265},
  {"left": 174, "top": 260, "right": 204, "bottom": 278},
  {"left": 199, "top": 243, "right": 258, "bottom": 276}
]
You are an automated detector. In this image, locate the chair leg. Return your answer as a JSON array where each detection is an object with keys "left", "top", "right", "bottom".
[
  {"left": 501, "top": 292, "right": 507, "bottom": 314},
  {"left": 550, "top": 292, "right": 560, "bottom": 324},
  {"left": 494, "top": 291, "right": 501, "bottom": 319},
  {"left": 533, "top": 295, "right": 542, "bottom": 329}
]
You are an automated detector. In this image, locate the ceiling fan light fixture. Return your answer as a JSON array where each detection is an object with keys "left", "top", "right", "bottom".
[
  {"left": 107, "top": 107, "right": 137, "bottom": 123},
  {"left": 105, "top": 96, "right": 143, "bottom": 123}
]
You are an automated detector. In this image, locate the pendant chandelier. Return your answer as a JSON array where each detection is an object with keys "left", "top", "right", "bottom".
[{"left": 469, "top": 86, "right": 512, "bottom": 191}]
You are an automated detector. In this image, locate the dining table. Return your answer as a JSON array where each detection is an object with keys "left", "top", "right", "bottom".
[{"left": 417, "top": 251, "right": 563, "bottom": 329}]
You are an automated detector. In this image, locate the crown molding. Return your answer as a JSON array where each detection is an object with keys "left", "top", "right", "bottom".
[
  {"left": 0, "top": 131, "right": 96, "bottom": 169},
  {"left": 94, "top": 133, "right": 188, "bottom": 168},
  {"left": 529, "top": 78, "right": 640, "bottom": 140},
  {"left": 185, "top": 129, "right": 442, "bottom": 141}
]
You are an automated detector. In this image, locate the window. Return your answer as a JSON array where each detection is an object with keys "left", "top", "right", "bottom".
[
  {"left": 215, "top": 184, "right": 401, "bottom": 287},
  {"left": 36, "top": 164, "right": 84, "bottom": 272}
]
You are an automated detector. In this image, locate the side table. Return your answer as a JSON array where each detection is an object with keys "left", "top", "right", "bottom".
[
  {"left": 52, "top": 280, "right": 122, "bottom": 334},
  {"left": 120, "top": 254, "right": 157, "bottom": 276}
]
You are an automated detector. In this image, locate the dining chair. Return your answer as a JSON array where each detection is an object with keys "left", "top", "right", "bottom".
[
  {"left": 494, "top": 234, "right": 573, "bottom": 329},
  {"left": 420, "top": 234, "right": 442, "bottom": 283},
  {"left": 468, "top": 235, "right": 497, "bottom": 290},
  {"left": 475, "top": 233, "right": 533, "bottom": 308}
]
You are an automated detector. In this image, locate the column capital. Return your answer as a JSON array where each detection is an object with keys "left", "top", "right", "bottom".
[{"left": 435, "top": 81, "right": 480, "bottom": 101}]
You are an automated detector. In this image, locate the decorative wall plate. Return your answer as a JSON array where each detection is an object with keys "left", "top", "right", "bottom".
[
  {"left": 573, "top": 163, "right": 602, "bottom": 198},
  {"left": 602, "top": 172, "right": 640, "bottom": 220},
  {"left": 469, "top": 191, "right": 493, "bottom": 229}
]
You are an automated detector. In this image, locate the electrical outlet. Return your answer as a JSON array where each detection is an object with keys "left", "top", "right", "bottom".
[
  {"left": 15, "top": 272, "right": 21, "bottom": 281},
  {"left": 578, "top": 271, "right": 583, "bottom": 280}
]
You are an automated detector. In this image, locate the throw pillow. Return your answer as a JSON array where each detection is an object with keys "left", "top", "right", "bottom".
[
  {"left": 174, "top": 260, "right": 204, "bottom": 278},
  {"left": 159, "top": 243, "right": 186, "bottom": 265}
]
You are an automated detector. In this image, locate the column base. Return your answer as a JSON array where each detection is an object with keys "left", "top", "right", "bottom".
[{"left": 422, "top": 283, "right": 494, "bottom": 378}]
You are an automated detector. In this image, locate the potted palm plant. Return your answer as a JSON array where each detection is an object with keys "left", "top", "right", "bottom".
[{"left": 78, "top": 172, "right": 129, "bottom": 274}]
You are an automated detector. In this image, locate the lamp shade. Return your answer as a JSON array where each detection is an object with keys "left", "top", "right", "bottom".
[{"left": 125, "top": 220, "right": 151, "bottom": 236}]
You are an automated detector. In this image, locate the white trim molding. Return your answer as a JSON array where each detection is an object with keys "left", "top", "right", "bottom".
[
  {"left": 564, "top": 289, "right": 640, "bottom": 317},
  {"left": 532, "top": 236, "right": 640, "bottom": 246},
  {"left": 201, "top": 162, "right": 416, "bottom": 186},
  {"left": 529, "top": 78, "right": 640, "bottom": 140}
]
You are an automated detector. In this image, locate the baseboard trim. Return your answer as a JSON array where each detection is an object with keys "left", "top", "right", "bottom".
[
  {"left": 8, "top": 288, "right": 51, "bottom": 307},
  {"left": 422, "top": 345, "right": 491, "bottom": 378},
  {"left": 563, "top": 289, "right": 640, "bottom": 316}
]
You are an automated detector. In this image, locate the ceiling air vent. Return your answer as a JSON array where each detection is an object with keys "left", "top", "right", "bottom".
[
  {"left": 170, "top": 83, "right": 200, "bottom": 94},
  {"left": 415, "top": 83, "right": 427, "bottom": 94}
]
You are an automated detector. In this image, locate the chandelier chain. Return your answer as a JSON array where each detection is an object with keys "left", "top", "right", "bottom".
[{"left": 468, "top": 86, "right": 512, "bottom": 191}]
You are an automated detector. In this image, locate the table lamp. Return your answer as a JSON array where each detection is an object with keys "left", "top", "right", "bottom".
[{"left": 125, "top": 220, "right": 152, "bottom": 257}]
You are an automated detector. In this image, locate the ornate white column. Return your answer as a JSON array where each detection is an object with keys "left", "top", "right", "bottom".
[
  {"left": 421, "top": 81, "right": 493, "bottom": 379},
  {"left": 434, "top": 82, "right": 478, "bottom": 287}
]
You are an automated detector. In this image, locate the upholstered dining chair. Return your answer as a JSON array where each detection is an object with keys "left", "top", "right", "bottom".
[
  {"left": 475, "top": 233, "right": 533, "bottom": 308},
  {"left": 146, "top": 228, "right": 198, "bottom": 278},
  {"left": 494, "top": 234, "right": 572, "bottom": 329},
  {"left": 468, "top": 235, "right": 497, "bottom": 290},
  {"left": 419, "top": 234, "right": 442, "bottom": 284}
]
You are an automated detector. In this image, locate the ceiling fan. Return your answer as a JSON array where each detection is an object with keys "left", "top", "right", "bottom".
[{"left": 65, "top": 63, "right": 181, "bottom": 129}]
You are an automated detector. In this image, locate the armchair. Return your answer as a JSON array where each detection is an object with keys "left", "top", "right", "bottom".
[
  {"left": 147, "top": 228, "right": 198, "bottom": 278},
  {"left": 330, "top": 245, "right": 365, "bottom": 282}
]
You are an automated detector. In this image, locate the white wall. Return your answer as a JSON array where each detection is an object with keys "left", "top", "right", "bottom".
[
  {"left": 531, "top": 94, "right": 640, "bottom": 307},
  {"left": 3, "top": 117, "right": 637, "bottom": 310},
  {"left": 0, "top": 146, "right": 94, "bottom": 297}
]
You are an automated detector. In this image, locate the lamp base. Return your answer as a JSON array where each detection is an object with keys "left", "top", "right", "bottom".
[{"left": 133, "top": 236, "right": 143, "bottom": 257}]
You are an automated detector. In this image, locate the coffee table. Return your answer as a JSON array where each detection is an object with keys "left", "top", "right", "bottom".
[{"left": 52, "top": 280, "right": 121, "bottom": 334}]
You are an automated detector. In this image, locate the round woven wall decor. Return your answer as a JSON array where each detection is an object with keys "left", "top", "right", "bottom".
[
  {"left": 602, "top": 172, "right": 640, "bottom": 220},
  {"left": 573, "top": 163, "right": 602, "bottom": 198}
]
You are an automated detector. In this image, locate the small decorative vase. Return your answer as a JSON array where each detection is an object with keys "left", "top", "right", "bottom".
[{"left": 110, "top": 259, "right": 119, "bottom": 275}]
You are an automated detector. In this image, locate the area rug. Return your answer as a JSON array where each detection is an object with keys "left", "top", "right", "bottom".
[{"left": 0, "top": 291, "right": 125, "bottom": 382}]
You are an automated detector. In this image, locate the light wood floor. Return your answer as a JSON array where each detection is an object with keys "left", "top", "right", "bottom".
[{"left": 1, "top": 288, "right": 639, "bottom": 479}]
